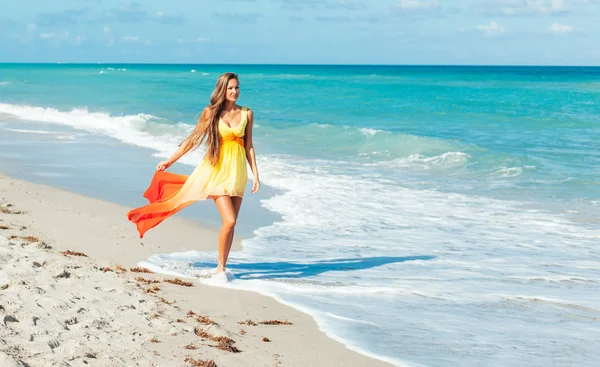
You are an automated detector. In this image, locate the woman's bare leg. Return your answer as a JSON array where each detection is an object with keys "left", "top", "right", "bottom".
[
  {"left": 225, "top": 196, "right": 243, "bottom": 260},
  {"left": 213, "top": 196, "right": 243, "bottom": 273}
]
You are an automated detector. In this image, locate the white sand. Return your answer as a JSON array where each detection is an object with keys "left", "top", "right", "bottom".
[{"left": 0, "top": 173, "right": 391, "bottom": 367}]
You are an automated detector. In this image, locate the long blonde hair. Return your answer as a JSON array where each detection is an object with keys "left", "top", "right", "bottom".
[{"left": 185, "top": 72, "right": 238, "bottom": 166}]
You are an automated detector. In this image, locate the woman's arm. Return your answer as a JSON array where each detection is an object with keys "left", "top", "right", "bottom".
[
  {"left": 244, "top": 109, "right": 260, "bottom": 193},
  {"left": 157, "top": 109, "right": 206, "bottom": 171}
]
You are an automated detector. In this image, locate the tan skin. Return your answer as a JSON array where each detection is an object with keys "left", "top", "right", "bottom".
[{"left": 156, "top": 78, "right": 260, "bottom": 274}]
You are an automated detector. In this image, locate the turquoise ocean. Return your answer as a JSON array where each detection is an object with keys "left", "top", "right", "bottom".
[{"left": 0, "top": 64, "right": 599, "bottom": 366}]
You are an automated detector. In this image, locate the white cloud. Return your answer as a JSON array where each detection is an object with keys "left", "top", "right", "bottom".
[
  {"left": 476, "top": 0, "right": 568, "bottom": 16},
  {"left": 121, "top": 35, "right": 140, "bottom": 42},
  {"left": 119, "top": 35, "right": 152, "bottom": 45},
  {"left": 72, "top": 35, "right": 85, "bottom": 46},
  {"left": 38, "top": 30, "right": 84, "bottom": 46},
  {"left": 397, "top": 0, "right": 439, "bottom": 10},
  {"left": 476, "top": 21, "right": 507, "bottom": 36},
  {"left": 39, "top": 32, "right": 56, "bottom": 39},
  {"left": 102, "top": 25, "right": 115, "bottom": 47},
  {"left": 529, "top": 0, "right": 566, "bottom": 14},
  {"left": 27, "top": 23, "right": 36, "bottom": 32},
  {"left": 176, "top": 37, "right": 210, "bottom": 44},
  {"left": 572, "top": 0, "right": 600, "bottom": 4},
  {"left": 549, "top": 22, "right": 573, "bottom": 34},
  {"left": 40, "top": 31, "right": 69, "bottom": 40},
  {"left": 153, "top": 10, "right": 185, "bottom": 24}
]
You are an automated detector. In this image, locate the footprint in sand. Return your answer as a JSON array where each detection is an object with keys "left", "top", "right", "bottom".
[
  {"left": 47, "top": 339, "right": 60, "bottom": 350},
  {"left": 91, "top": 319, "right": 109, "bottom": 330},
  {"left": 3, "top": 315, "right": 19, "bottom": 326},
  {"left": 54, "top": 270, "right": 70, "bottom": 279}
]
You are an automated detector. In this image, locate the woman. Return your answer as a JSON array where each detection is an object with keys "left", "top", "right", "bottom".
[{"left": 127, "top": 72, "right": 260, "bottom": 278}]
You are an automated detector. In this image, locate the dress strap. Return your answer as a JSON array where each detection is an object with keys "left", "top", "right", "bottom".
[{"left": 240, "top": 106, "right": 248, "bottom": 127}]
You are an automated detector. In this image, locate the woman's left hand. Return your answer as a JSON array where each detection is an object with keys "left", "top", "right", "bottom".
[{"left": 252, "top": 178, "right": 261, "bottom": 193}]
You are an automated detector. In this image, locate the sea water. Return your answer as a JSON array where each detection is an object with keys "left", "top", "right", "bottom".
[{"left": 1, "top": 64, "right": 599, "bottom": 366}]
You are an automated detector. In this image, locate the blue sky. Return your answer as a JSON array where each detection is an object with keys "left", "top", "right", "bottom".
[{"left": 1, "top": 0, "right": 599, "bottom": 65}]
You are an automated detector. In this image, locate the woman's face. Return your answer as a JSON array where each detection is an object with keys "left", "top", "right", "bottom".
[{"left": 225, "top": 79, "right": 240, "bottom": 102}]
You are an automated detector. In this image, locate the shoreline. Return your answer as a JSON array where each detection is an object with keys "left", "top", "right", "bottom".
[{"left": 0, "top": 172, "right": 394, "bottom": 366}]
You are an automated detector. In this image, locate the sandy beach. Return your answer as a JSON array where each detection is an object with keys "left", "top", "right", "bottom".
[{"left": 0, "top": 172, "right": 392, "bottom": 367}]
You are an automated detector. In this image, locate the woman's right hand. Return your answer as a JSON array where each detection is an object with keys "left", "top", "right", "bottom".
[{"left": 156, "top": 160, "right": 173, "bottom": 171}]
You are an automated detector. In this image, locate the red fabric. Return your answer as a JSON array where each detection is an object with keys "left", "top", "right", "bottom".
[{"left": 127, "top": 171, "right": 192, "bottom": 238}]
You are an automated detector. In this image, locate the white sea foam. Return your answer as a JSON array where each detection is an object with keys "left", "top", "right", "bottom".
[
  {"left": 99, "top": 67, "right": 126, "bottom": 73},
  {"left": 359, "top": 127, "right": 380, "bottom": 136},
  {"left": 494, "top": 166, "right": 523, "bottom": 177},
  {"left": 373, "top": 151, "right": 470, "bottom": 169},
  {"left": 55, "top": 134, "right": 77, "bottom": 140},
  {"left": 407, "top": 151, "right": 469, "bottom": 165},
  {"left": 0, "top": 81, "right": 9, "bottom": 85},
  {"left": 3, "top": 127, "right": 77, "bottom": 140},
  {"left": 33, "top": 172, "right": 68, "bottom": 178},
  {"left": 0, "top": 103, "right": 202, "bottom": 164},
  {"left": 324, "top": 312, "right": 380, "bottom": 326},
  {"left": 4, "top": 128, "right": 56, "bottom": 134}
]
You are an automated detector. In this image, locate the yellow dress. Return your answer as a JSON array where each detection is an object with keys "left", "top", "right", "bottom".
[{"left": 127, "top": 106, "right": 249, "bottom": 238}]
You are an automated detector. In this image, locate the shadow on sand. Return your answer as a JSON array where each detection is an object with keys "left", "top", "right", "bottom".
[{"left": 191, "top": 255, "right": 435, "bottom": 280}]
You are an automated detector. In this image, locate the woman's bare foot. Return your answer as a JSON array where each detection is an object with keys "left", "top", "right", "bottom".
[
  {"left": 215, "top": 261, "right": 226, "bottom": 274},
  {"left": 206, "top": 268, "right": 235, "bottom": 283}
]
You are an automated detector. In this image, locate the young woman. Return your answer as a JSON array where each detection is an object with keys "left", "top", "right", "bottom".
[{"left": 127, "top": 72, "right": 260, "bottom": 278}]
